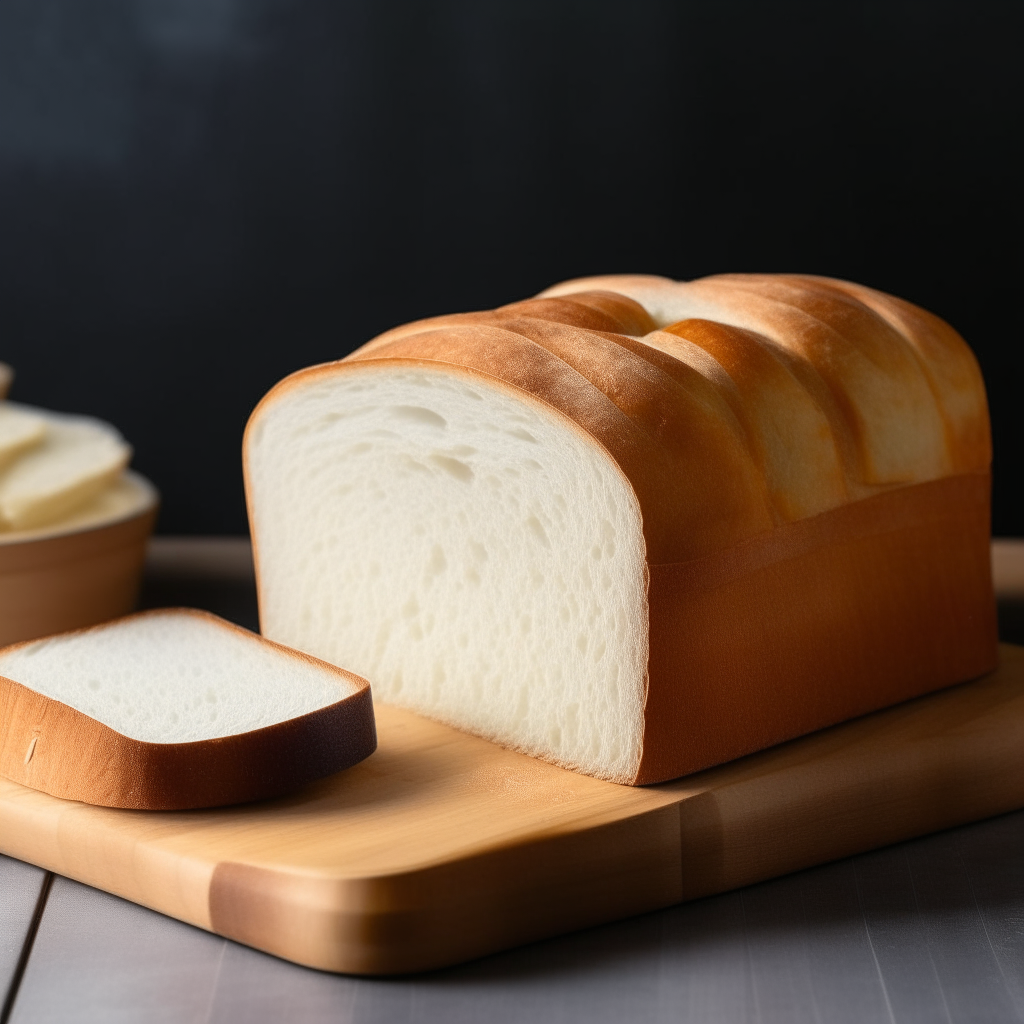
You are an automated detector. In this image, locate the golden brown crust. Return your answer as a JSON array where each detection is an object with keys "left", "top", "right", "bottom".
[
  {"left": 676, "top": 276, "right": 951, "bottom": 487},
  {"left": 539, "top": 273, "right": 990, "bottom": 497},
  {"left": 651, "top": 319, "right": 849, "bottom": 520},
  {"left": 637, "top": 472, "right": 996, "bottom": 783},
  {"left": 495, "top": 292, "right": 657, "bottom": 336},
  {"left": 784, "top": 274, "right": 990, "bottom": 473},
  {"left": 0, "top": 608, "right": 377, "bottom": 809},
  {"left": 347, "top": 321, "right": 773, "bottom": 562},
  {"left": 353, "top": 290, "right": 657, "bottom": 361}
]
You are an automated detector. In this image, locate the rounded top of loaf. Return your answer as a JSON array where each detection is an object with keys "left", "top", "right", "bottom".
[{"left": 247, "top": 272, "right": 989, "bottom": 565}]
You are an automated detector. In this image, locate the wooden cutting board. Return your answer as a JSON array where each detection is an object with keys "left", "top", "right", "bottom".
[{"left": 2, "top": 643, "right": 1023, "bottom": 976}]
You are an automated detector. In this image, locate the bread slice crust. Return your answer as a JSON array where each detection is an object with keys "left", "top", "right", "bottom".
[
  {"left": 0, "top": 609, "right": 377, "bottom": 809},
  {"left": 640, "top": 471, "right": 995, "bottom": 783}
]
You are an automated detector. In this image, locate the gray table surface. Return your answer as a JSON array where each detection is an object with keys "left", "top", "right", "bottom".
[{"left": 2, "top": 537, "right": 1023, "bottom": 1024}]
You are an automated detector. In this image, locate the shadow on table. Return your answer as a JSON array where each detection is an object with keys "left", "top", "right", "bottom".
[
  {"left": 9, "top": 812, "right": 1022, "bottom": 1024},
  {"left": 190, "top": 810, "right": 1024, "bottom": 1024},
  {"left": 137, "top": 575, "right": 260, "bottom": 633},
  {"left": 998, "top": 599, "right": 1024, "bottom": 646},
  {"left": 426, "top": 809, "right": 1024, "bottom": 986},
  {"left": 136, "top": 537, "right": 260, "bottom": 633}
]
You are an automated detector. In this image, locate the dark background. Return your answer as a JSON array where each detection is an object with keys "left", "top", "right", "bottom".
[{"left": 0, "top": 0, "right": 1019, "bottom": 535}]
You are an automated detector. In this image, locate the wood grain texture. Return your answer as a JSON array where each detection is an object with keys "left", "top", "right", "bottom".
[
  {"left": 1, "top": 644, "right": 1023, "bottom": 975},
  {"left": 0, "top": 855, "right": 48, "bottom": 1005}
]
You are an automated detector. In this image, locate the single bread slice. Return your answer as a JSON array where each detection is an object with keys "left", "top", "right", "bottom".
[
  {"left": 0, "top": 608, "right": 376, "bottom": 809},
  {"left": 0, "top": 406, "right": 132, "bottom": 530},
  {"left": 0, "top": 403, "right": 47, "bottom": 474}
]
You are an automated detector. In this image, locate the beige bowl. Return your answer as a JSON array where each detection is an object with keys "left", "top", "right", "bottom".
[{"left": 0, "top": 471, "right": 158, "bottom": 646}]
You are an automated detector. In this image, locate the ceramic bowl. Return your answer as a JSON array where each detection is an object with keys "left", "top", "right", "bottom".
[{"left": 0, "top": 471, "right": 158, "bottom": 646}]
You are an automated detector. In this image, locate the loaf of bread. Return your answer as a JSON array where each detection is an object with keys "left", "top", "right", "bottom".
[
  {"left": 0, "top": 609, "right": 376, "bottom": 809},
  {"left": 244, "top": 273, "right": 996, "bottom": 785}
]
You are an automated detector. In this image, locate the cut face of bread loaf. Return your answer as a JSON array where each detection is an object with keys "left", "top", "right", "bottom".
[
  {"left": 245, "top": 275, "right": 996, "bottom": 785},
  {"left": 0, "top": 609, "right": 376, "bottom": 809},
  {"left": 249, "top": 365, "right": 649, "bottom": 781}
]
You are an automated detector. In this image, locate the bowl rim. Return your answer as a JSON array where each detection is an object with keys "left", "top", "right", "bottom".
[{"left": 0, "top": 470, "right": 159, "bottom": 548}]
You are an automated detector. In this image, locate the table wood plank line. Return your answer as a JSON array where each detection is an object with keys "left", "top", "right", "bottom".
[
  {"left": 8, "top": 875, "right": 230, "bottom": 1024},
  {"left": 0, "top": 856, "right": 49, "bottom": 1022},
  {"left": 9, "top": 811, "right": 1024, "bottom": 1024},
  {"left": 954, "top": 813, "right": 1024, "bottom": 1017}
]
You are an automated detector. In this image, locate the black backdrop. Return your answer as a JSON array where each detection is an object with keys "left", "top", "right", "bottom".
[{"left": 0, "top": 0, "right": 1019, "bottom": 534}]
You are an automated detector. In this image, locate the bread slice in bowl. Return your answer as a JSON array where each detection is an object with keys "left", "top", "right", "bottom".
[
  {"left": 244, "top": 275, "right": 996, "bottom": 785},
  {"left": 0, "top": 608, "right": 376, "bottom": 809},
  {"left": 0, "top": 403, "right": 47, "bottom": 474},
  {"left": 0, "top": 405, "right": 132, "bottom": 531}
]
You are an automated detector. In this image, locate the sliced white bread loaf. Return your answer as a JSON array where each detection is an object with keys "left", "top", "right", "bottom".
[
  {"left": 0, "top": 608, "right": 376, "bottom": 809},
  {"left": 244, "top": 275, "right": 996, "bottom": 785},
  {"left": 0, "top": 406, "right": 131, "bottom": 530},
  {"left": 0, "top": 363, "right": 12, "bottom": 400}
]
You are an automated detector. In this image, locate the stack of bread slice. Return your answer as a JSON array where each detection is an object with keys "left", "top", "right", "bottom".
[
  {"left": 0, "top": 403, "right": 133, "bottom": 533},
  {"left": 244, "top": 273, "right": 996, "bottom": 785}
]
